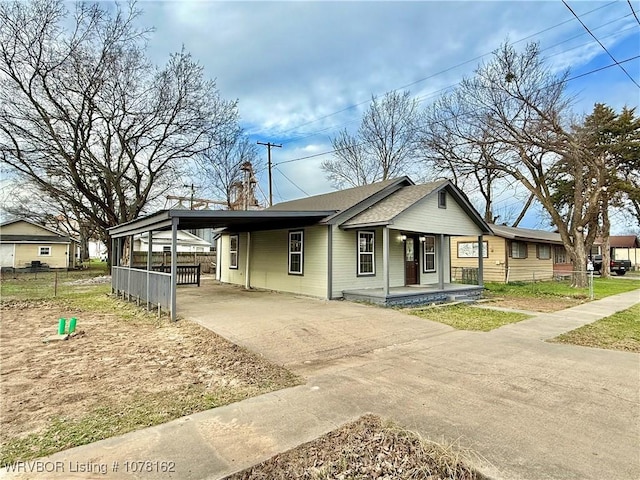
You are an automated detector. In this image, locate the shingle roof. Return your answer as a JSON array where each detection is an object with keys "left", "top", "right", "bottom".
[
  {"left": 341, "top": 181, "right": 447, "bottom": 226},
  {"left": 267, "top": 177, "right": 409, "bottom": 212},
  {"left": 489, "top": 224, "right": 563, "bottom": 244}
]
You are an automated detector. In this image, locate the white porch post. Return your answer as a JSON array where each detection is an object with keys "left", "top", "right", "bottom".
[
  {"left": 216, "top": 236, "right": 222, "bottom": 280},
  {"left": 245, "top": 231, "right": 251, "bottom": 289},
  {"left": 383, "top": 227, "right": 390, "bottom": 297},
  {"left": 478, "top": 234, "right": 484, "bottom": 287},
  {"left": 438, "top": 234, "right": 445, "bottom": 290},
  {"left": 170, "top": 219, "right": 178, "bottom": 321},
  {"left": 147, "top": 231, "right": 153, "bottom": 310}
]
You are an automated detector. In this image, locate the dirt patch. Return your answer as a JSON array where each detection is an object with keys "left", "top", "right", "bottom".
[
  {"left": 483, "top": 296, "right": 585, "bottom": 312},
  {"left": 227, "top": 414, "right": 485, "bottom": 480},
  {"left": 0, "top": 299, "right": 299, "bottom": 462}
]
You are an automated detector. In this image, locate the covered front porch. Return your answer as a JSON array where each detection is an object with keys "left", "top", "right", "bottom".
[{"left": 343, "top": 283, "right": 484, "bottom": 306}]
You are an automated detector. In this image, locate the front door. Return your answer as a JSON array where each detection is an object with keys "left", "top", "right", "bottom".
[{"left": 405, "top": 236, "right": 419, "bottom": 285}]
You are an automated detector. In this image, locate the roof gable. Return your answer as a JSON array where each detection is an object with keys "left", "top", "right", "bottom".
[
  {"left": 0, "top": 218, "right": 71, "bottom": 238},
  {"left": 340, "top": 181, "right": 492, "bottom": 233},
  {"left": 609, "top": 235, "right": 640, "bottom": 248}
]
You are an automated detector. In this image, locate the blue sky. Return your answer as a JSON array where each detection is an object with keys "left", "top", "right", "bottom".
[{"left": 137, "top": 0, "right": 639, "bottom": 231}]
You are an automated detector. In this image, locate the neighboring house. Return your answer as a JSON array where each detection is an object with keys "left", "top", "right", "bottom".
[
  {"left": 0, "top": 218, "right": 79, "bottom": 269},
  {"left": 214, "top": 177, "right": 492, "bottom": 305},
  {"left": 451, "top": 224, "right": 571, "bottom": 283},
  {"left": 108, "top": 177, "right": 493, "bottom": 317},
  {"left": 594, "top": 235, "right": 640, "bottom": 271},
  {"left": 134, "top": 230, "right": 212, "bottom": 253}
]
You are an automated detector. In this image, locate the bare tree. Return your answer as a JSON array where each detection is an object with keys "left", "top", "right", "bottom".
[
  {"left": 420, "top": 42, "right": 608, "bottom": 286},
  {"left": 322, "top": 90, "right": 421, "bottom": 188},
  {"left": 0, "top": 0, "right": 238, "bottom": 262}
]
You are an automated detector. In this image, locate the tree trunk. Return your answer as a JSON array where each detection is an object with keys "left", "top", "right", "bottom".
[
  {"left": 600, "top": 194, "right": 611, "bottom": 278},
  {"left": 570, "top": 230, "right": 588, "bottom": 288}
]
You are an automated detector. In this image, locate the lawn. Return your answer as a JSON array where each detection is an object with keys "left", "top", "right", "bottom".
[
  {"left": 549, "top": 303, "right": 640, "bottom": 352},
  {"left": 408, "top": 304, "right": 531, "bottom": 331},
  {"left": 0, "top": 269, "right": 300, "bottom": 466},
  {"left": 228, "top": 415, "right": 485, "bottom": 480},
  {"left": 483, "top": 277, "right": 640, "bottom": 312}
]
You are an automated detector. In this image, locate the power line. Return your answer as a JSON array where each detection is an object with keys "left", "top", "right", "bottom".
[
  {"left": 283, "top": 11, "right": 635, "bottom": 145},
  {"left": 563, "top": 0, "right": 640, "bottom": 88},
  {"left": 274, "top": 167, "right": 309, "bottom": 196},
  {"left": 628, "top": 0, "right": 640, "bottom": 26},
  {"left": 275, "top": 1, "right": 620, "bottom": 138},
  {"left": 273, "top": 54, "right": 640, "bottom": 167}
]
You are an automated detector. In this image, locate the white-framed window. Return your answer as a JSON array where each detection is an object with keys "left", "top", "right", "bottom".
[
  {"left": 510, "top": 241, "right": 528, "bottom": 259},
  {"left": 38, "top": 246, "right": 51, "bottom": 256},
  {"left": 457, "top": 241, "right": 489, "bottom": 258},
  {"left": 229, "top": 234, "right": 238, "bottom": 269},
  {"left": 423, "top": 236, "right": 436, "bottom": 272},
  {"left": 358, "top": 231, "right": 375, "bottom": 276},
  {"left": 288, "top": 230, "right": 304, "bottom": 275},
  {"left": 537, "top": 244, "right": 551, "bottom": 260}
]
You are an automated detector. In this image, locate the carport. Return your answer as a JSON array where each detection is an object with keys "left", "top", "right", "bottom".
[{"left": 108, "top": 209, "right": 333, "bottom": 320}]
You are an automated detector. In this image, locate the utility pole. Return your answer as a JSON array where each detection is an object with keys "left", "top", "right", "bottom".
[{"left": 257, "top": 141, "right": 282, "bottom": 207}]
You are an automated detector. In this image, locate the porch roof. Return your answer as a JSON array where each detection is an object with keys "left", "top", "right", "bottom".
[{"left": 108, "top": 209, "right": 336, "bottom": 238}]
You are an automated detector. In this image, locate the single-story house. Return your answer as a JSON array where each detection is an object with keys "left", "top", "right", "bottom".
[
  {"left": 0, "top": 218, "right": 80, "bottom": 269},
  {"left": 451, "top": 224, "right": 571, "bottom": 283},
  {"left": 134, "top": 230, "right": 212, "bottom": 253},
  {"left": 108, "top": 177, "right": 493, "bottom": 319}
]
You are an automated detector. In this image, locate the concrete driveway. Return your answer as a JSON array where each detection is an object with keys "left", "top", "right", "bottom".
[{"left": 178, "top": 281, "right": 640, "bottom": 479}]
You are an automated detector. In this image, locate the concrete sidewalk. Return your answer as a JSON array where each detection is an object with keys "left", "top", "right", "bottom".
[{"left": 3, "top": 287, "right": 639, "bottom": 480}]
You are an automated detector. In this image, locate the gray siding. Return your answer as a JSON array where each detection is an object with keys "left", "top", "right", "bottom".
[
  {"left": 392, "top": 192, "right": 483, "bottom": 236},
  {"left": 220, "top": 227, "right": 328, "bottom": 298}
]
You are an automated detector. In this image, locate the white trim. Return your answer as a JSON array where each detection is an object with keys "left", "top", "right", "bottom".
[
  {"left": 288, "top": 230, "right": 304, "bottom": 275},
  {"left": 423, "top": 235, "right": 436, "bottom": 272},
  {"left": 357, "top": 231, "right": 375, "bottom": 276},
  {"left": 38, "top": 246, "right": 52, "bottom": 256},
  {"left": 229, "top": 234, "right": 239, "bottom": 269}
]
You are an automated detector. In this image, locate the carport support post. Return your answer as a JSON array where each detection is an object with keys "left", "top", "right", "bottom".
[
  {"left": 111, "top": 238, "right": 117, "bottom": 294},
  {"left": 146, "top": 230, "right": 153, "bottom": 310},
  {"left": 383, "top": 227, "right": 390, "bottom": 297},
  {"left": 170, "top": 219, "right": 178, "bottom": 321},
  {"left": 477, "top": 235, "right": 484, "bottom": 287},
  {"left": 128, "top": 235, "right": 133, "bottom": 301}
]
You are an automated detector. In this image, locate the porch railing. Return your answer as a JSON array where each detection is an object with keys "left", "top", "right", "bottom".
[
  {"left": 150, "top": 264, "right": 201, "bottom": 286},
  {"left": 111, "top": 266, "right": 171, "bottom": 311}
]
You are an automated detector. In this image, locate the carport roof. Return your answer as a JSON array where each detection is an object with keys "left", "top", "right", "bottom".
[{"left": 108, "top": 209, "right": 337, "bottom": 238}]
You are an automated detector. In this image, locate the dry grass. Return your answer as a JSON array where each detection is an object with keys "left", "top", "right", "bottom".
[
  {"left": 226, "top": 415, "right": 486, "bottom": 480},
  {"left": 0, "top": 297, "right": 300, "bottom": 465}
]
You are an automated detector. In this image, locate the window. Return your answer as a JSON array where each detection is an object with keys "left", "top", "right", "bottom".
[
  {"left": 537, "top": 244, "right": 551, "bottom": 260},
  {"left": 510, "top": 241, "right": 528, "bottom": 259},
  {"left": 590, "top": 245, "right": 601, "bottom": 256},
  {"left": 229, "top": 234, "right": 238, "bottom": 269},
  {"left": 423, "top": 236, "right": 436, "bottom": 272},
  {"left": 38, "top": 246, "right": 51, "bottom": 256},
  {"left": 457, "top": 241, "right": 489, "bottom": 258},
  {"left": 438, "top": 190, "right": 447, "bottom": 208},
  {"left": 288, "top": 230, "right": 304, "bottom": 275},
  {"left": 358, "top": 231, "right": 375, "bottom": 275},
  {"left": 554, "top": 246, "right": 568, "bottom": 264},
  {"left": 162, "top": 246, "right": 171, "bottom": 253}
]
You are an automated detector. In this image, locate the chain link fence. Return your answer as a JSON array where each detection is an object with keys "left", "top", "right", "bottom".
[{"left": 0, "top": 268, "right": 111, "bottom": 300}]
